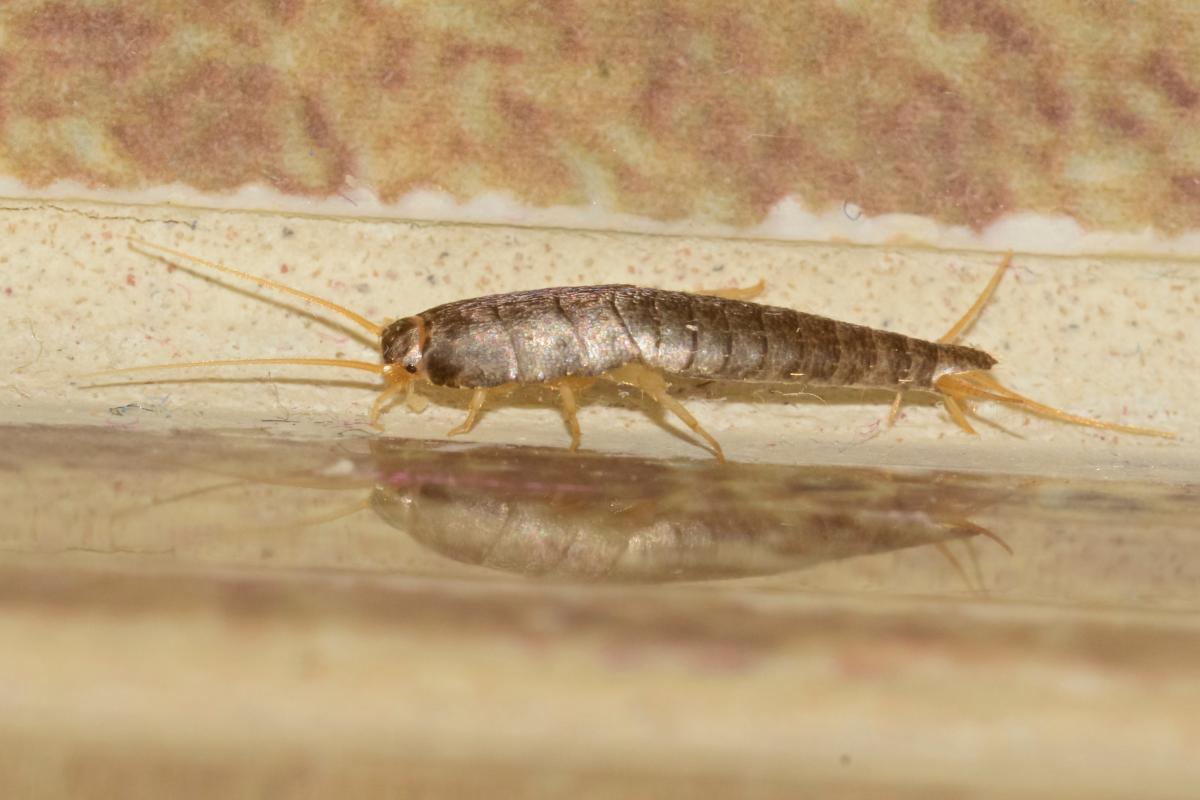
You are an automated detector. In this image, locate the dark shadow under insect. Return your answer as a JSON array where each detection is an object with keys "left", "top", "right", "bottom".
[{"left": 92, "top": 239, "right": 1173, "bottom": 461}]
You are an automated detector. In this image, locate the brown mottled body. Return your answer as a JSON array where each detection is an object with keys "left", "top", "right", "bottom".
[
  {"left": 382, "top": 286, "right": 996, "bottom": 390},
  {"left": 113, "top": 240, "right": 1173, "bottom": 461}
]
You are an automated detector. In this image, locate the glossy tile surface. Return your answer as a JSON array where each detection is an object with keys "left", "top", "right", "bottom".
[{"left": 2, "top": 423, "right": 1198, "bottom": 798}]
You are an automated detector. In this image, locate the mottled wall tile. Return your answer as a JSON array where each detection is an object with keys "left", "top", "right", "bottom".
[{"left": 1, "top": 0, "right": 1199, "bottom": 233}]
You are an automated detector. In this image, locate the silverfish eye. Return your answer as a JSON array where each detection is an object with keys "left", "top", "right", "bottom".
[{"left": 403, "top": 341, "right": 424, "bottom": 374}]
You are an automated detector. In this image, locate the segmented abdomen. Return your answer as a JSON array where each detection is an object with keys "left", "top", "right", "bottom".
[{"left": 418, "top": 286, "right": 996, "bottom": 389}]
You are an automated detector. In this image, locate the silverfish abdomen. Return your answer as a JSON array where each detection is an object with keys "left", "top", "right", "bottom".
[{"left": 415, "top": 286, "right": 996, "bottom": 390}]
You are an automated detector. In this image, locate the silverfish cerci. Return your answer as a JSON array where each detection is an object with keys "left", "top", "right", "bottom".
[{"left": 100, "top": 239, "right": 1172, "bottom": 461}]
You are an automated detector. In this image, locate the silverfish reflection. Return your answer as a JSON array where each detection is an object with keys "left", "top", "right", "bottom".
[{"left": 367, "top": 439, "right": 1005, "bottom": 582}]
